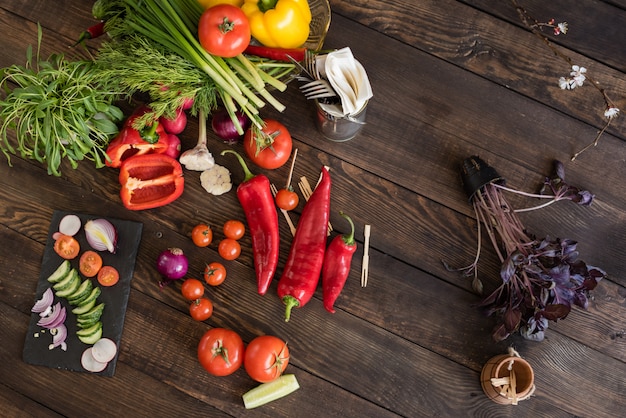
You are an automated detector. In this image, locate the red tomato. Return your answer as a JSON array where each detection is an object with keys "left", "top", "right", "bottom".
[
  {"left": 198, "top": 328, "right": 244, "bottom": 376},
  {"left": 97, "top": 266, "right": 120, "bottom": 287},
  {"left": 198, "top": 4, "right": 250, "bottom": 58},
  {"left": 218, "top": 238, "right": 241, "bottom": 260},
  {"left": 79, "top": 250, "right": 103, "bottom": 277},
  {"left": 244, "top": 335, "right": 290, "bottom": 383},
  {"left": 243, "top": 120, "right": 293, "bottom": 169},
  {"left": 191, "top": 223, "right": 213, "bottom": 247},
  {"left": 53, "top": 234, "right": 80, "bottom": 260},
  {"left": 189, "top": 297, "right": 213, "bottom": 321},
  {"left": 223, "top": 219, "right": 245, "bottom": 240},
  {"left": 275, "top": 188, "right": 299, "bottom": 211},
  {"left": 181, "top": 278, "right": 205, "bottom": 301},
  {"left": 204, "top": 262, "right": 227, "bottom": 286}
]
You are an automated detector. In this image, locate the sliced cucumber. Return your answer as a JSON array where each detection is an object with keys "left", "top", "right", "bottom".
[
  {"left": 46, "top": 260, "right": 71, "bottom": 283},
  {"left": 54, "top": 271, "right": 81, "bottom": 297},
  {"left": 77, "top": 322, "right": 103, "bottom": 345},
  {"left": 77, "top": 302, "right": 105, "bottom": 323},
  {"left": 76, "top": 315, "right": 100, "bottom": 330},
  {"left": 52, "top": 269, "right": 79, "bottom": 292},
  {"left": 242, "top": 374, "right": 300, "bottom": 409},
  {"left": 71, "top": 288, "right": 101, "bottom": 315},
  {"left": 67, "top": 279, "right": 93, "bottom": 305}
]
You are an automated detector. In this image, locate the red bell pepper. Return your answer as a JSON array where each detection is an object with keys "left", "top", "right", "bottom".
[
  {"left": 277, "top": 166, "right": 331, "bottom": 321},
  {"left": 118, "top": 154, "right": 184, "bottom": 211},
  {"left": 322, "top": 212, "right": 357, "bottom": 313},
  {"left": 221, "top": 150, "right": 279, "bottom": 295}
]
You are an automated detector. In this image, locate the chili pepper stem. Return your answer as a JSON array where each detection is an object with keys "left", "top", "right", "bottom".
[
  {"left": 282, "top": 296, "right": 300, "bottom": 322},
  {"left": 221, "top": 149, "right": 255, "bottom": 182}
]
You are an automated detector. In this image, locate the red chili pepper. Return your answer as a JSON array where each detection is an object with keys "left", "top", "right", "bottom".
[
  {"left": 118, "top": 154, "right": 184, "bottom": 211},
  {"left": 73, "top": 21, "right": 105, "bottom": 46},
  {"left": 244, "top": 45, "right": 307, "bottom": 62},
  {"left": 221, "top": 150, "right": 279, "bottom": 295},
  {"left": 322, "top": 212, "right": 357, "bottom": 313},
  {"left": 277, "top": 167, "right": 331, "bottom": 321}
]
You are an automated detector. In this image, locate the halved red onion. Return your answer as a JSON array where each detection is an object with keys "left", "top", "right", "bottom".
[
  {"left": 58, "top": 214, "right": 81, "bottom": 236},
  {"left": 37, "top": 303, "right": 66, "bottom": 329},
  {"left": 84, "top": 219, "right": 118, "bottom": 253},
  {"left": 31, "top": 288, "right": 54, "bottom": 315}
]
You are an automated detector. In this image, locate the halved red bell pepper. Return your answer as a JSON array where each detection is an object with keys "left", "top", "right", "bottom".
[{"left": 118, "top": 154, "right": 184, "bottom": 211}]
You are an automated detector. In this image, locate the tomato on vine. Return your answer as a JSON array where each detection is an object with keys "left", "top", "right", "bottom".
[
  {"left": 181, "top": 278, "right": 205, "bottom": 301},
  {"left": 204, "top": 262, "right": 227, "bottom": 286},
  {"left": 198, "top": 328, "right": 244, "bottom": 376},
  {"left": 243, "top": 119, "right": 293, "bottom": 169},
  {"left": 190, "top": 297, "right": 213, "bottom": 321},
  {"left": 191, "top": 223, "right": 213, "bottom": 247},
  {"left": 223, "top": 219, "right": 245, "bottom": 240},
  {"left": 244, "top": 335, "right": 290, "bottom": 383}
]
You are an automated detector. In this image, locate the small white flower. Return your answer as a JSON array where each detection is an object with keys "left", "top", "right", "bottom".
[
  {"left": 604, "top": 106, "right": 620, "bottom": 119},
  {"left": 556, "top": 22, "right": 568, "bottom": 35},
  {"left": 570, "top": 65, "right": 586, "bottom": 87},
  {"left": 558, "top": 77, "right": 576, "bottom": 90}
]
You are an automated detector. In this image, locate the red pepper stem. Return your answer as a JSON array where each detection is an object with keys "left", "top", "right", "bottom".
[
  {"left": 339, "top": 211, "right": 356, "bottom": 246},
  {"left": 282, "top": 296, "right": 300, "bottom": 322},
  {"left": 221, "top": 150, "right": 255, "bottom": 182},
  {"left": 140, "top": 120, "right": 161, "bottom": 144}
]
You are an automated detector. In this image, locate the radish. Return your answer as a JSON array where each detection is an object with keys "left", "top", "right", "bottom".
[
  {"left": 81, "top": 347, "right": 108, "bottom": 373},
  {"left": 92, "top": 338, "right": 117, "bottom": 363},
  {"left": 159, "top": 108, "right": 187, "bottom": 135}
]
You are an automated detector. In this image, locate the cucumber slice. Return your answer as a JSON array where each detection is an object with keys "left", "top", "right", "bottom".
[
  {"left": 77, "top": 322, "right": 103, "bottom": 345},
  {"left": 47, "top": 260, "right": 71, "bottom": 283},
  {"left": 54, "top": 271, "right": 81, "bottom": 297},
  {"left": 67, "top": 279, "right": 93, "bottom": 305},
  {"left": 242, "top": 374, "right": 300, "bottom": 409},
  {"left": 71, "top": 288, "right": 101, "bottom": 314},
  {"left": 76, "top": 302, "right": 105, "bottom": 322},
  {"left": 53, "top": 269, "right": 79, "bottom": 292}
]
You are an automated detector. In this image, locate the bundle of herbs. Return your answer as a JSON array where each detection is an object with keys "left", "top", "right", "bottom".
[
  {"left": 0, "top": 26, "right": 124, "bottom": 176},
  {"left": 449, "top": 156, "right": 606, "bottom": 342}
]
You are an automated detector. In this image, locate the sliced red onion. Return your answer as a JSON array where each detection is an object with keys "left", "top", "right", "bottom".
[
  {"left": 58, "top": 214, "right": 81, "bottom": 236},
  {"left": 37, "top": 303, "right": 67, "bottom": 329},
  {"left": 84, "top": 219, "right": 118, "bottom": 253},
  {"left": 31, "top": 288, "right": 54, "bottom": 314},
  {"left": 49, "top": 324, "right": 68, "bottom": 350}
]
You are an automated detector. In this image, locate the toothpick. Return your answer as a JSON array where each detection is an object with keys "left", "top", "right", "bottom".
[
  {"left": 285, "top": 148, "right": 298, "bottom": 189},
  {"left": 361, "top": 224, "right": 371, "bottom": 287}
]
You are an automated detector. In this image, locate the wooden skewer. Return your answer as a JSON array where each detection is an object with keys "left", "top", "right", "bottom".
[
  {"left": 285, "top": 148, "right": 298, "bottom": 189},
  {"left": 361, "top": 224, "right": 371, "bottom": 287}
]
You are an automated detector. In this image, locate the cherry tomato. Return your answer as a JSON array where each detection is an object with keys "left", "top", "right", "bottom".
[
  {"left": 223, "top": 219, "right": 245, "bottom": 240},
  {"left": 97, "top": 266, "right": 120, "bottom": 287},
  {"left": 218, "top": 238, "right": 241, "bottom": 260},
  {"left": 204, "top": 262, "right": 227, "bottom": 286},
  {"left": 191, "top": 223, "right": 213, "bottom": 247},
  {"left": 198, "top": 4, "right": 250, "bottom": 58},
  {"left": 244, "top": 335, "right": 290, "bottom": 383},
  {"left": 275, "top": 188, "right": 299, "bottom": 211},
  {"left": 189, "top": 297, "right": 213, "bottom": 321},
  {"left": 53, "top": 234, "right": 80, "bottom": 260},
  {"left": 79, "top": 250, "right": 103, "bottom": 277},
  {"left": 181, "top": 278, "right": 205, "bottom": 301},
  {"left": 198, "top": 328, "right": 244, "bottom": 376},
  {"left": 243, "top": 120, "right": 293, "bottom": 169}
]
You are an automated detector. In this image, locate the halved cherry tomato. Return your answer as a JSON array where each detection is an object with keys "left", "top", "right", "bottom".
[
  {"left": 275, "top": 188, "right": 299, "bottom": 211},
  {"left": 218, "top": 238, "right": 241, "bottom": 260},
  {"left": 181, "top": 278, "right": 205, "bottom": 301},
  {"left": 53, "top": 234, "right": 80, "bottom": 260},
  {"left": 244, "top": 335, "right": 290, "bottom": 383},
  {"left": 79, "top": 250, "right": 103, "bottom": 277},
  {"left": 198, "top": 328, "right": 244, "bottom": 376},
  {"left": 223, "top": 220, "right": 245, "bottom": 240},
  {"left": 97, "top": 266, "right": 120, "bottom": 287},
  {"left": 243, "top": 119, "right": 293, "bottom": 169},
  {"left": 191, "top": 223, "right": 213, "bottom": 247},
  {"left": 204, "top": 262, "right": 227, "bottom": 286},
  {"left": 198, "top": 4, "right": 250, "bottom": 58},
  {"left": 190, "top": 297, "right": 213, "bottom": 321}
]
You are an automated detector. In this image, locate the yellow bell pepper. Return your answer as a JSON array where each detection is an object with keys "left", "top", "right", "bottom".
[
  {"left": 198, "top": 0, "right": 243, "bottom": 9},
  {"left": 241, "top": 0, "right": 311, "bottom": 49}
]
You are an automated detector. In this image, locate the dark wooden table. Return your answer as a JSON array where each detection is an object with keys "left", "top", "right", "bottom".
[{"left": 1, "top": 1, "right": 625, "bottom": 417}]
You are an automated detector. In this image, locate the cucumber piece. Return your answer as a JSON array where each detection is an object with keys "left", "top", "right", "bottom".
[
  {"left": 52, "top": 269, "right": 79, "bottom": 292},
  {"left": 77, "top": 315, "right": 100, "bottom": 330},
  {"left": 47, "top": 260, "right": 71, "bottom": 283},
  {"left": 71, "top": 288, "right": 101, "bottom": 314},
  {"left": 67, "top": 279, "right": 93, "bottom": 305},
  {"left": 77, "top": 322, "right": 103, "bottom": 345},
  {"left": 242, "top": 374, "right": 300, "bottom": 409},
  {"left": 77, "top": 302, "right": 105, "bottom": 323},
  {"left": 54, "top": 271, "right": 81, "bottom": 297}
]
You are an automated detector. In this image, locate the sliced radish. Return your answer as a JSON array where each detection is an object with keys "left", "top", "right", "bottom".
[
  {"left": 81, "top": 348, "right": 108, "bottom": 373},
  {"left": 58, "top": 214, "right": 81, "bottom": 236},
  {"left": 91, "top": 338, "right": 117, "bottom": 363}
]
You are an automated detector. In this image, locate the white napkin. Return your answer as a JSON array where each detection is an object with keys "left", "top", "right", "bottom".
[{"left": 316, "top": 47, "right": 373, "bottom": 116}]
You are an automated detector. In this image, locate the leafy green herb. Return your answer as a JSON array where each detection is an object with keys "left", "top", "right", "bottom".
[{"left": 0, "top": 26, "right": 124, "bottom": 176}]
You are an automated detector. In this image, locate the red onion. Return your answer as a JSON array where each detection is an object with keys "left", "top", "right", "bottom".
[
  {"left": 211, "top": 109, "right": 251, "bottom": 144},
  {"left": 84, "top": 218, "right": 118, "bottom": 253},
  {"left": 50, "top": 324, "right": 68, "bottom": 351},
  {"left": 31, "top": 287, "right": 54, "bottom": 316},
  {"left": 156, "top": 247, "right": 189, "bottom": 288},
  {"left": 38, "top": 303, "right": 67, "bottom": 329}
]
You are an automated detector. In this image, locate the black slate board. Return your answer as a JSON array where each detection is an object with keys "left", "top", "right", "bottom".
[{"left": 23, "top": 210, "right": 143, "bottom": 376}]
